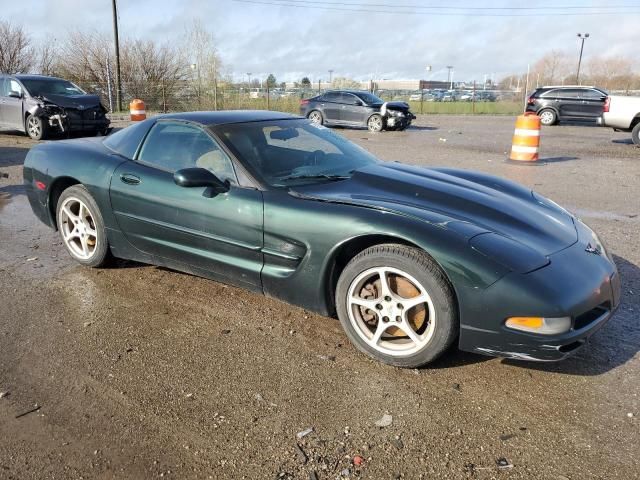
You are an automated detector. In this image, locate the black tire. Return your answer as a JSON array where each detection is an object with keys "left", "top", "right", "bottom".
[
  {"left": 538, "top": 109, "right": 557, "bottom": 126},
  {"left": 367, "top": 114, "right": 384, "bottom": 132},
  {"left": 308, "top": 110, "right": 324, "bottom": 125},
  {"left": 56, "top": 185, "right": 111, "bottom": 267},
  {"left": 631, "top": 121, "right": 640, "bottom": 146},
  {"left": 25, "top": 114, "right": 47, "bottom": 140},
  {"left": 335, "top": 244, "right": 458, "bottom": 368}
]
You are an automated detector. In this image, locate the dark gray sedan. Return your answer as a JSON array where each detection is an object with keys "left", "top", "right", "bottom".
[
  {"left": 0, "top": 74, "right": 110, "bottom": 140},
  {"left": 300, "top": 90, "right": 414, "bottom": 132}
]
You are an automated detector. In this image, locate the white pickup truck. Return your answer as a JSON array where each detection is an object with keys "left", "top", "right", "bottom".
[{"left": 598, "top": 95, "right": 640, "bottom": 145}]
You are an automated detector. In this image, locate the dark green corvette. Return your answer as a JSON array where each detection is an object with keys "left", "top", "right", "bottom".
[{"left": 24, "top": 111, "right": 621, "bottom": 367}]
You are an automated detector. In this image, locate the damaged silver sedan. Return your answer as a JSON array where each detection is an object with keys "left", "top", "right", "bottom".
[{"left": 0, "top": 74, "right": 110, "bottom": 140}]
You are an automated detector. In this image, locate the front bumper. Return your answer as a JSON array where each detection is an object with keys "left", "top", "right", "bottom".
[{"left": 458, "top": 221, "right": 621, "bottom": 361}]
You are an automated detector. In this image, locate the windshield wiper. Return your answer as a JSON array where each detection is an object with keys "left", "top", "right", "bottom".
[{"left": 279, "top": 174, "right": 350, "bottom": 182}]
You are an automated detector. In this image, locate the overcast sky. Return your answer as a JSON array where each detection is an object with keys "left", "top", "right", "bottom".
[{"left": 4, "top": 0, "right": 640, "bottom": 83}]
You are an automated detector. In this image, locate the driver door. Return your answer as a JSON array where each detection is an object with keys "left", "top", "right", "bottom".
[
  {"left": 0, "top": 78, "right": 25, "bottom": 130},
  {"left": 109, "top": 120, "right": 264, "bottom": 290}
]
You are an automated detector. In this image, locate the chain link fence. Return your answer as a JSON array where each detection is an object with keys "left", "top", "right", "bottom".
[{"left": 81, "top": 80, "right": 637, "bottom": 117}]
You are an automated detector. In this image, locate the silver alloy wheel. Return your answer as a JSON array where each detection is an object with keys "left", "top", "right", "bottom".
[
  {"left": 346, "top": 267, "right": 436, "bottom": 357},
  {"left": 59, "top": 197, "right": 99, "bottom": 260},
  {"left": 309, "top": 111, "right": 322, "bottom": 124},
  {"left": 368, "top": 115, "right": 383, "bottom": 132},
  {"left": 27, "top": 116, "right": 41, "bottom": 138},
  {"left": 539, "top": 110, "right": 555, "bottom": 125}
]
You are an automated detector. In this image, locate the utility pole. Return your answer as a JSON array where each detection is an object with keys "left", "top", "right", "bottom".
[
  {"left": 576, "top": 33, "right": 590, "bottom": 84},
  {"left": 446, "top": 66, "right": 454, "bottom": 90},
  {"left": 111, "top": 0, "right": 122, "bottom": 112}
]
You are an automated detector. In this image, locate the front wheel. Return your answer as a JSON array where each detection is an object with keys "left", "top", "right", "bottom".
[
  {"left": 367, "top": 114, "right": 384, "bottom": 132},
  {"left": 26, "top": 114, "right": 47, "bottom": 140},
  {"left": 631, "top": 122, "right": 640, "bottom": 145},
  {"left": 336, "top": 244, "right": 458, "bottom": 368},
  {"left": 538, "top": 109, "right": 557, "bottom": 126},
  {"left": 56, "top": 185, "right": 111, "bottom": 267}
]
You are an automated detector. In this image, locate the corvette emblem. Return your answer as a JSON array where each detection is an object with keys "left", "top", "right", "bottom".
[{"left": 585, "top": 243, "right": 602, "bottom": 255}]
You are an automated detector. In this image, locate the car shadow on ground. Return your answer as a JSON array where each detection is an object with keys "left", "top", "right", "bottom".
[
  {"left": 540, "top": 156, "right": 579, "bottom": 163},
  {"left": 0, "top": 184, "right": 25, "bottom": 197},
  {"left": 407, "top": 126, "right": 438, "bottom": 131},
  {"left": 500, "top": 254, "right": 639, "bottom": 376},
  {"left": 611, "top": 138, "right": 637, "bottom": 146}
]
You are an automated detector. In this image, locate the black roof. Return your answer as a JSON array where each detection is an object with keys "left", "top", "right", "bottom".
[
  {"left": 325, "top": 89, "right": 374, "bottom": 95},
  {"left": 158, "top": 110, "right": 300, "bottom": 126}
]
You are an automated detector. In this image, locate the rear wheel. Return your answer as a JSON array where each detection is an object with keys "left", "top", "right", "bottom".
[
  {"left": 631, "top": 122, "right": 640, "bottom": 145},
  {"left": 26, "top": 114, "right": 47, "bottom": 140},
  {"left": 336, "top": 244, "right": 458, "bottom": 367},
  {"left": 308, "top": 110, "right": 323, "bottom": 125},
  {"left": 56, "top": 185, "right": 110, "bottom": 267},
  {"left": 538, "top": 109, "right": 557, "bottom": 126}
]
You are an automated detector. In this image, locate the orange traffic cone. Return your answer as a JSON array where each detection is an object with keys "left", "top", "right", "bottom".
[{"left": 508, "top": 113, "right": 541, "bottom": 164}]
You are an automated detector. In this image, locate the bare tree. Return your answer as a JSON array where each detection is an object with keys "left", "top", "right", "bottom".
[
  {"left": 531, "top": 50, "right": 571, "bottom": 86},
  {"left": 0, "top": 20, "right": 34, "bottom": 74},
  {"left": 585, "top": 56, "right": 636, "bottom": 90},
  {"left": 35, "top": 42, "right": 58, "bottom": 76},
  {"left": 332, "top": 77, "right": 361, "bottom": 89},
  {"left": 183, "top": 19, "right": 223, "bottom": 107}
]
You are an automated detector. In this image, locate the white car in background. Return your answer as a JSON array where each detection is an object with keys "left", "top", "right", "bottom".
[{"left": 598, "top": 95, "right": 640, "bottom": 145}]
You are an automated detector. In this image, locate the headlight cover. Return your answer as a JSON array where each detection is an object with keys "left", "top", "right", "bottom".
[
  {"left": 469, "top": 232, "right": 550, "bottom": 274},
  {"left": 505, "top": 316, "right": 572, "bottom": 335}
]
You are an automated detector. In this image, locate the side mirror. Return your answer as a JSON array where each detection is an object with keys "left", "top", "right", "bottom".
[
  {"left": 174, "top": 168, "right": 230, "bottom": 195},
  {"left": 8, "top": 91, "right": 22, "bottom": 99},
  {"left": 354, "top": 100, "right": 364, "bottom": 106}
]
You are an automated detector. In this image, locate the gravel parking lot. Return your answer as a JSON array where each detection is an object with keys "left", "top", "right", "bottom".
[{"left": 1, "top": 115, "right": 638, "bottom": 479}]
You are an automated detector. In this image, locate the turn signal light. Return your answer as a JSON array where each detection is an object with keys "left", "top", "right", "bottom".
[
  {"left": 505, "top": 316, "right": 571, "bottom": 335},
  {"left": 35, "top": 181, "right": 46, "bottom": 191}
]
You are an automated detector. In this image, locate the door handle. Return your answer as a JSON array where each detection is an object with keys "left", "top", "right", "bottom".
[{"left": 120, "top": 173, "right": 140, "bottom": 185}]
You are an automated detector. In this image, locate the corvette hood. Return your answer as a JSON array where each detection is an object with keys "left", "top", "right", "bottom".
[
  {"left": 292, "top": 162, "right": 577, "bottom": 256},
  {"left": 35, "top": 94, "right": 102, "bottom": 109}
]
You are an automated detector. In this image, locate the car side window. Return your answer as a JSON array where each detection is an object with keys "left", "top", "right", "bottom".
[
  {"left": 342, "top": 93, "right": 360, "bottom": 105},
  {"left": 322, "top": 92, "right": 341, "bottom": 102},
  {"left": 559, "top": 89, "right": 581, "bottom": 98},
  {"left": 582, "top": 89, "right": 605, "bottom": 100},
  {"left": 8, "top": 79, "right": 23, "bottom": 96},
  {"left": 138, "top": 122, "right": 237, "bottom": 183}
]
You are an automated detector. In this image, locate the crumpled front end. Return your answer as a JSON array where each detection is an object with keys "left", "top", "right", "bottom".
[
  {"left": 380, "top": 101, "right": 416, "bottom": 131},
  {"left": 29, "top": 97, "right": 110, "bottom": 135}
]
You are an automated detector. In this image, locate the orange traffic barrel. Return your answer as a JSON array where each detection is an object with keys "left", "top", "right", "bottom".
[
  {"left": 508, "top": 113, "right": 541, "bottom": 164},
  {"left": 130, "top": 99, "right": 146, "bottom": 121}
]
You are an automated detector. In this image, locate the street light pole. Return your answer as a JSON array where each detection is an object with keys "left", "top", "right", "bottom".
[
  {"left": 576, "top": 33, "right": 590, "bottom": 84},
  {"left": 111, "top": 0, "right": 122, "bottom": 112},
  {"left": 246, "top": 72, "right": 252, "bottom": 88},
  {"left": 328, "top": 69, "right": 333, "bottom": 85},
  {"left": 446, "top": 65, "right": 454, "bottom": 90}
]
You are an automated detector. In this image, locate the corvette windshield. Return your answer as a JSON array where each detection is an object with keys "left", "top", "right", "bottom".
[
  {"left": 20, "top": 79, "right": 85, "bottom": 97},
  {"left": 216, "top": 119, "right": 380, "bottom": 187}
]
